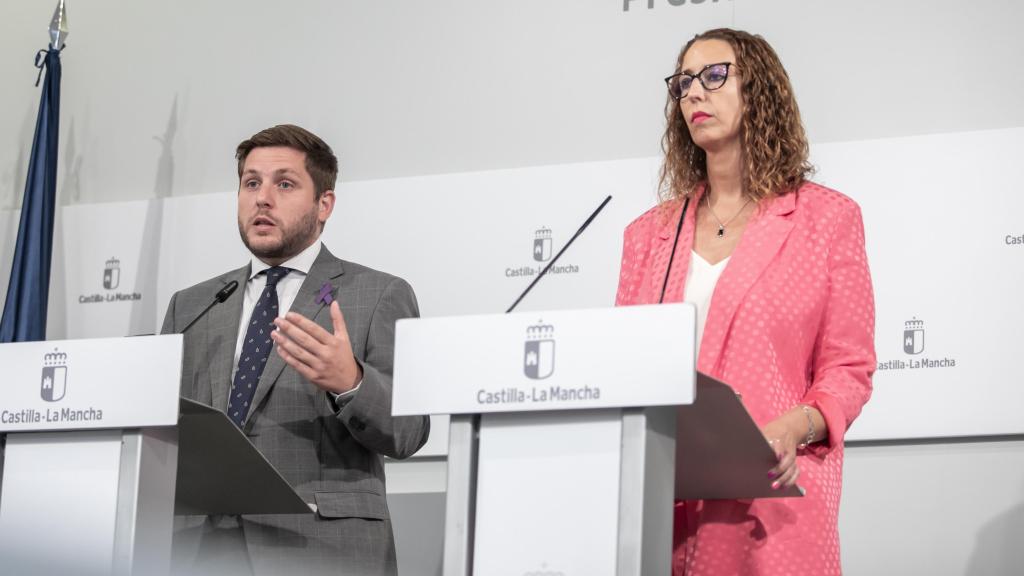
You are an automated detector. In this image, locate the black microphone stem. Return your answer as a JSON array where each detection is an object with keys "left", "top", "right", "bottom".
[
  {"left": 180, "top": 280, "right": 238, "bottom": 333},
  {"left": 505, "top": 195, "right": 612, "bottom": 313},
  {"left": 180, "top": 301, "right": 218, "bottom": 334}
]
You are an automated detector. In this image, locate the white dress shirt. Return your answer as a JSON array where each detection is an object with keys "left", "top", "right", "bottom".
[{"left": 232, "top": 240, "right": 359, "bottom": 401}]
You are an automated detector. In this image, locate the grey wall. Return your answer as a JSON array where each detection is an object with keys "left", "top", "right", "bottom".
[
  {"left": 843, "top": 438, "right": 1024, "bottom": 575},
  {"left": 2, "top": 1, "right": 1023, "bottom": 574},
  {"left": 5, "top": 0, "right": 1022, "bottom": 208}
]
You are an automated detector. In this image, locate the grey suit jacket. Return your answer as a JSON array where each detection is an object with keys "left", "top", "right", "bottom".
[{"left": 161, "top": 246, "right": 429, "bottom": 576}]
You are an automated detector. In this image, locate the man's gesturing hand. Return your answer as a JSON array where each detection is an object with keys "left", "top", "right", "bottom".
[{"left": 271, "top": 300, "right": 362, "bottom": 394}]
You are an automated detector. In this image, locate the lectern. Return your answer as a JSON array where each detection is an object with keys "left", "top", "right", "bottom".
[
  {"left": 0, "top": 335, "right": 308, "bottom": 576},
  {"left": 392, "top": 304, "right": 798, "bottom": 576}
]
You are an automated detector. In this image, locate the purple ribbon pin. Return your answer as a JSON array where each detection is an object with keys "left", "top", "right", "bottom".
[{"left": 317, "top": 282, "right": 334, "bottom": 305}]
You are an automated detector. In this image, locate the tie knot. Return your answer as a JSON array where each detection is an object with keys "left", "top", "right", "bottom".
[{"left": 264, "top": 266, "right": 291, "bottom": 288}]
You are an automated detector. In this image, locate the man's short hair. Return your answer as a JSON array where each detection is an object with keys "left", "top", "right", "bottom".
[{"left": 235, "top": 124, "right": 338, "bottom": 199}]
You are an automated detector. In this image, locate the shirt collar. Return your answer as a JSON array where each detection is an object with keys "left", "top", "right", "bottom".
[{"left": 249, "top": 240, "right": 322, "bottom": 280}]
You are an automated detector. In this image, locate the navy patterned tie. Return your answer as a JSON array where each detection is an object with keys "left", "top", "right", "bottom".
[{"left": 228, "top": 266, "right": 290, "bottom": 427}]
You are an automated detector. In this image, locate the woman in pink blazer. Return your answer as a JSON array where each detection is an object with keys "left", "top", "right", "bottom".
[{"left": 616, "top": 29, "right": 875, "bottom": 575}]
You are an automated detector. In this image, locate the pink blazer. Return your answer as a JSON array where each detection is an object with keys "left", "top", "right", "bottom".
[{"left": 616, "top": 182, "right": 875, "bottom": 575}]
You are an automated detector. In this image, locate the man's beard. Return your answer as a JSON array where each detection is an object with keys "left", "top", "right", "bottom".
[{"left": 238, "top": 208, "right": 320, "bottom": 261}]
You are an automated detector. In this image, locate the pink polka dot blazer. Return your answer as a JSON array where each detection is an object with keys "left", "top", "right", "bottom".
[{"left": 616, "top": 182, "right": 875, "bottom": 575}]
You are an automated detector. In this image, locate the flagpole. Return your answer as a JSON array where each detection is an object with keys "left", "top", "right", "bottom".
[{"left": 0, "top": 1, "right": 67, "bottom": 343}]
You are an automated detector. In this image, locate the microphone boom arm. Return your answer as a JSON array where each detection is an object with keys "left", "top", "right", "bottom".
[{"left": 505, "top": 195, "right": 612, "bottom": 313}]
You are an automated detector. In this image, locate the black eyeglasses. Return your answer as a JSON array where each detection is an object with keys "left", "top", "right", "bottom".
[{"left": 664, "top": 62, "right": 737, "bottom": 100}]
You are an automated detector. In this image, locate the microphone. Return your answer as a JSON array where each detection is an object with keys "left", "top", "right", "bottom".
[
  {"left": 505, "top": 195, "right": 612, "bottom": 313},
  {"left": 178, "top": 280, "right": 237, "bottom": 405},
  {"left": 180, "top": 280, "right": 239, "bottom": 333},
  {"left": 659, "top": 196, "right": 691, "bottom": 304}
]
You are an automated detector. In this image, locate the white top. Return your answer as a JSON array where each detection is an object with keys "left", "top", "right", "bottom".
[{"left": 684, "top": 250, "right": 730, "bottom": 356}]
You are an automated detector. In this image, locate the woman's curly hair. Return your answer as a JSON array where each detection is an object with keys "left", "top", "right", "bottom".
[{"left": 659, "top": 28, "right": 813, "bottom": 203}]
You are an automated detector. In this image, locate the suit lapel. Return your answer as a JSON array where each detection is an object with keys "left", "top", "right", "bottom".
[
  {"left": 247, "top": 247, "right": 346, "bottom": 420},
  {"left": 208, "top": 266, "right": 249, "bottom": 411},
  {"left": 648, "top": 188, "right": 702, "bottom": 304},
  {"left": 698, "top": 192, "right": 797, "bottom": 373}
]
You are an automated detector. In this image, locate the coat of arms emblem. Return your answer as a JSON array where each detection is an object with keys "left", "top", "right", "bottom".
[
  {"left": 41, "top": 348, "right": 68, "bottom": 402},
  {"left": 533, "top": 228, "right": 553, "bottom": 262},
  {"left": 903, "top": 318, "right": 924, "bottom": 355},
  {"left": 524, "top": 322, "right": 555, "bottom": 380}
]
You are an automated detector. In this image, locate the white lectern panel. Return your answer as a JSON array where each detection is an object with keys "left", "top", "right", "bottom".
[
  {"left": 0, "top": 335, "right": 183, "bottom": 575},
  {"left": 473, "top": 411, "right": 623, "bottom": 576},
  {"left": 394, "top": 305, "right": 691, "bottom": 575},
  {"left": 0, "top": 335, "right": 182, "bottom": 432},
  {"left": 0, "top": 431, "right": 123, "bottom": 575},
  {"left": 393, "top": 304, "right": 696, "bottom": 416}
]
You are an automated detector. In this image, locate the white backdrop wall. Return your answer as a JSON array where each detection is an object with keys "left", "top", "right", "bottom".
[
  {"left": 50, "top": 131, "right": 1024, "bottom": 442},
  {"left": 2, "top": 1, "right": 1023, "bottom": 574}
]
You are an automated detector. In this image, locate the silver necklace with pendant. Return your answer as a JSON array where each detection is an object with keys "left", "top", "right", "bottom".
[{"left": 705, "top": 188, "right": 752, "bottom": 238}]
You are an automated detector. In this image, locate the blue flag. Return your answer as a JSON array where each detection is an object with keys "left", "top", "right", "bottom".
[{"left": 0, "top": 47, "right": 63, "bottom": 343}]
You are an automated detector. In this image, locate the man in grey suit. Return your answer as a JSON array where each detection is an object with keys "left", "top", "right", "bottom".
[{"left": 161, "top": 124, "right": 429, "bottom": 576}]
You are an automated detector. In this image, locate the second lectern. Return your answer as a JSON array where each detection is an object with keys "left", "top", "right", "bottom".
[{"left": 393, "top": 304, "right": 798, "bottom": 576}]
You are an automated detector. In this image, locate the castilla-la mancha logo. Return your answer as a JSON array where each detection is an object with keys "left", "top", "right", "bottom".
[
  {"left": 41, "top": 348, "right": 69, "bottom": 402},
  {"left": 903, "top": 317, "right": 925, "bottom": 355},
  {"left": 524, "top": 321, "right": 555, "bottom": 380},
  {"left": 505, "top": 226, "right": 580, "bottom": 279},
  {"left": 533, "top": 227, "right": 553, "bottom": 262},
  {"left": 103, "top": 257, "right": 120, "bottom": 290}
]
